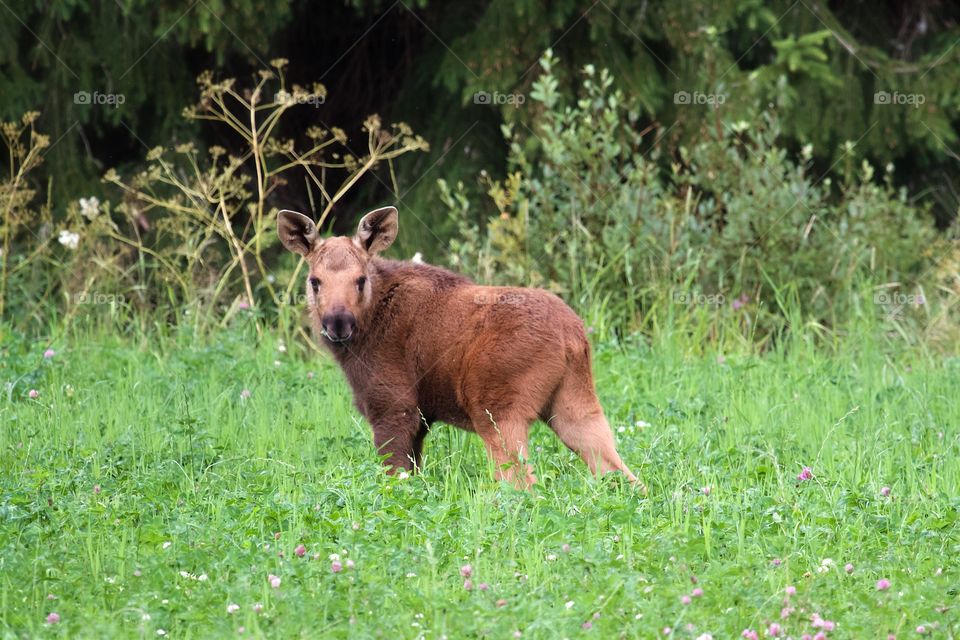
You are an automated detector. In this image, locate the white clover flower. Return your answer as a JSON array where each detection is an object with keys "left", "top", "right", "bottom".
[
  {"left": 412, "top": 252, "right": 424, "bottom": 264},
  {"left": 58, "top": 230, "right": 80, "bottom": 250}
]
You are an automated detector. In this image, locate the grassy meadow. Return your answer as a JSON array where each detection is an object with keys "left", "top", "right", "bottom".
[{"left": 1, "top": 320, "right": 957, "bottom": 638}]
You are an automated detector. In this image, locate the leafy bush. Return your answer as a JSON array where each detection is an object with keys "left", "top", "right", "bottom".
[{"left": 441, "top": 51, "right": 952, "bottom": 343}]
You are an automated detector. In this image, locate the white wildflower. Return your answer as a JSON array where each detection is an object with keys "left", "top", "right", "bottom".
[
  {"left": 79, "top": 196, "right": 100, "bottom": 219},
  {"left": 58, "top": 230, "right": 80, "bottom": 250}
]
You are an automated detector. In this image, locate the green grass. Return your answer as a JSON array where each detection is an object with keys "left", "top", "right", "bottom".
[{"left": 1, "top": 322, "right": 958, "bottom": 638}]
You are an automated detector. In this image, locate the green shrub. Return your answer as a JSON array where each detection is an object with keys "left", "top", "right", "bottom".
[{"left": 441, "top": 51, "right": 949, "bottom": 344}]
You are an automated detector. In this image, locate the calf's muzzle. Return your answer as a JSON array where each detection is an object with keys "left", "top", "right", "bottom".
[{"left": 321, "top": 309, "right": 357, "bottom": 343}]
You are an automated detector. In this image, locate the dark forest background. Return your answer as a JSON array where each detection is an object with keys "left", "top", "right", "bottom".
[{"left": 2, "top": 0, "right": 959, "bottom": 342}]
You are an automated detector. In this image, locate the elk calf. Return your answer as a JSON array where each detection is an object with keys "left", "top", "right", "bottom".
[{"left": 278, "top": 206, "right": 639, "bottom": 489}]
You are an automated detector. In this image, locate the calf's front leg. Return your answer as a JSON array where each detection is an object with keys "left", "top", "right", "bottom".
[{"left": 369, "top": 410, "right": 424, "bottom": 473}]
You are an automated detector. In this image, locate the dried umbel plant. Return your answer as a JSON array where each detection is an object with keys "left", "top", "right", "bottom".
[
  {"left": 102, "top": 58, "right": 428, "bottom": 332},
  {"left": 0, "top": 111, "right": 51, "bottom": 321}
]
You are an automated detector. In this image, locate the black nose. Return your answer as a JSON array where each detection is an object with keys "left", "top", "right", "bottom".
[{"left": 321, "top": 311, "right": 356, "bottom": 342}]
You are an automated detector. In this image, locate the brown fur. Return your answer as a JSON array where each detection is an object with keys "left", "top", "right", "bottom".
[{"left": 278, "top": 206, "right": 639, "bottom": 489}]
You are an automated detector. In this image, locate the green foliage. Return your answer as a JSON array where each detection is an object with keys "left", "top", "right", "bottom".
[
  {"left": 443, "top": 52, "right": 949, "bottom": 343},
  {"left": 413, "top": 0, "right": 960, "bottom": 232},
  {"left": 3, "top": 1, "right": 959, "bottom": 347},
  {"left": 5, "top": 1, "right": 960, "bottom": 239}
]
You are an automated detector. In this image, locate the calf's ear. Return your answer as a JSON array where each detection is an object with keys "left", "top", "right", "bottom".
[
  {"left": 355, "top": 206, "right": 398, "bottom": 255},
  {"left": 277, "top": 209, "right": 319, "bottom": 256}
]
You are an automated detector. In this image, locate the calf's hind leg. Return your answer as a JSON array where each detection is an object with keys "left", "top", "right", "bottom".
[{"left": 547, "top": 372, "right": 642, "bottom": 489}]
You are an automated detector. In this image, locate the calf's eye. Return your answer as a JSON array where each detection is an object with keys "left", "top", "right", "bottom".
[
  {"left": 356, "top": 276, "right": 367, "bottom": 291},
  {"left": 309, "top": 277, "right": 321, "bottom": 291}
]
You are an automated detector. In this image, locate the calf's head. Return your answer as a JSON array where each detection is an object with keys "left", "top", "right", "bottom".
[{"left": 277, "top": 206, "right": 398, "bottom": 344}]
